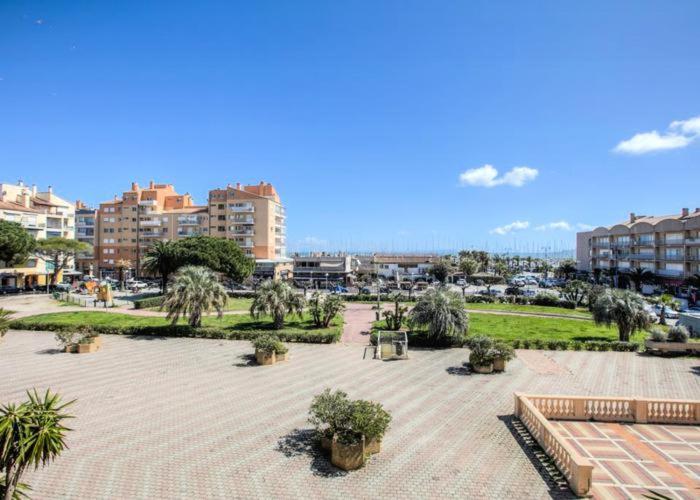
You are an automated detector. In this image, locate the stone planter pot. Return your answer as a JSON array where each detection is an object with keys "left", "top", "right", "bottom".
[
  {"left": 471, "top": 363, "right": 494, "bottom": 374},
  {"left": 331, "top": 435, "right": 365, "bottom": 471},
  {"left": 493, "top": 358, "right": 506, "bottom": 372},
  {"left": 76, "top": 342, "right": 99, "bottom": 354},
  {"left": 365, "top": 436, "right": 381, "bottom": 455},
  {"left": 64, "top": 344, "right": 78, "bottom": 353},
  {"left": 276, "top": 351, "right": 289, "bottom": 362},
  {"left": 255, "top": 349, "right": 276, "bottom": 365}
]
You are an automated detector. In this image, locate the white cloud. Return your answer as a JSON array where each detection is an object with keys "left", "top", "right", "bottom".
[
  {"left": 459, "top": 164, "right": 538, "bottom": 188},
  {"left": 535, "top": 221, "right": 572, "bottom": 231},
  {"left": 577, "top": 223, "right": 594, "bottom": 231},
  {"left": 490, "top": 220, "right": 529, "bottom": 235},
  {"left": 614, "top": 115, "right": 700, "bottom": 154}
]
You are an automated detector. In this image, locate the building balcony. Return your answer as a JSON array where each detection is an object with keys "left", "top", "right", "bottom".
[
  {"left": 140, "top": 232, "right": 161, "bottom": 238},
  {"left": 612, "top": 242, "right": 630, "bottom": 248},
  {"left": 662, "top": 255, "right": 685, "bottom": 261},
  {"left": 630, "top": 253, "right": 656, "bottom": 260},
  {"left": 140, "top": 219, "right": 161, "bottom": 227},
  {"left": 632, "top": 240, "right": 655, "bottom": 246},
  {"left": 661, "top": 238, "right": 685, "bottom": 245},
  {"left": 177, "top": 218, "right": 200, "bottom": 226},
  {"left": 229, "top": 205, "right": 255, "bottom": 213},
  {"left": 236, "top": 239, "right": 254, "bottom": 248},
  {"left": 686, "top": 237, "right": 700, "bottom": 245},
  {"left": 657, "top": 268, "right": 684, "bottom": 277},
  {"left": 592, "top": 242, "right": 610, "bottom": 248},
  {"left": 139, "top": 199, "right": 158, "bottom": 206},
  {"left": 231, "top": 229, "right": 254, "bottom": 236}
]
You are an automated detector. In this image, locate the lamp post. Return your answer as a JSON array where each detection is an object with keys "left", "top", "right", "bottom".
[{"left": 325, "top": 272, "right": 329, "bottom": 290}]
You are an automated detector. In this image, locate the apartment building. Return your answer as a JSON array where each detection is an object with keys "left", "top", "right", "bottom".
[
  {"left": 0, "top": 181, "right": 75, "bottom": 287},
  {"left": 75, "top": 200, "right": 97, "bottom": 276},
  {"left": 373, "top": 254, "right": 437, "bottom": 280},
  {"left": 576, "top": 208, "right": 700, "bottom": 284},
  {"left": 95, "top": 180, "right": 289, "bottom": 280},
  {"left": 95, "top": 181, "right": 209, "bottom": 278},
  {"left": 292, "top": 253, "right": 358, "bottom": 286}
]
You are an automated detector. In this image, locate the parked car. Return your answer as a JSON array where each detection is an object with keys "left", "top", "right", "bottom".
[
  {"left": 456, "top": 279, "right": 466, "bottom": 286},
  {"left": 653, "top": 304, "right": 679, "bottom": 319},
  {"left": 359, "top": 287, "right": 372, "bottom": 295},
  {"left": 52, "top": 283, "right": 72, "bottom": 292},
  {"left": 524, "top": 277, "right": 538, "bottom": 286},
  {"left": 0, "top": 285, "right": 21, "bottom": 295},
  {"left": 331, "top": 285, "right": 348, "bottom": 294}
]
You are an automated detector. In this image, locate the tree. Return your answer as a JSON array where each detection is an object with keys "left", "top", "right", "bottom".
[
  {"left": 429, "top": 260, "right": 451, "bottom": 283},
  {"left": 163, "top": 266, "right": 228, "bottom": 327},
  {"left": 172, "top": 236, "right": 254, "bottom": 284},
  {"left": 0, "top": 221, "right": 35, "bottom": 268},
  {"left": 34, "top": 238, "right": 91, "bottom": 285},
  {"left": 459, "top": 258, "right": 479, "bottom": 281},
  {"left": 556, "top": 259, "right": 577, "bottom": 281},
  {"left": 142, "top": 240, "right": 182, "bottom": 293},
  {"left": 115, "top": 259, "right": 132, "bottom": 291},
  {"left": 627, "top": 267, "right": 653, "bottom": 292},
  {"left": 308, "top": 292, "right": 345, "bottom": 328},
  {"left": 408, "top": 288, "right": 469, "bottom": 346},
  {"left": 561, "top": 280, "right": 590, "bottom": 307},
  {"left": 250, "top": 279, "right": 305, "bottom": 329},
  {"left": 0, "top": 389, "right": 74, "bottom": 500},
  {"left": 591, "top": 289, "right": 650, "bottom": 342}
]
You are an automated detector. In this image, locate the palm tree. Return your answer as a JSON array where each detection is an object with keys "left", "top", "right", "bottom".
[
  {"left": 250, "top": 279, "right": 306, "bottom": 329},
  {"left": 163, "top": 266, "right": 227, "bottom": 327},
  {"left": 0, "top": 309, "right": 10, "bottom": 342},
  {"left": 142, "top": 240, "right": 181, "bottom": 293},
  {"left": 0, "top": 390, "right": 74, "bottom": 500},
  {"left": 115, "top": 259, "right": 132, "bottom": 291},
  {"left": 591, "top": 289, "right": 650, "bottom": 342},
  {"left": 627, "top": 267, "right": 654, "bottom": 292},
  {"left": 556, "top": 259, "right": 577, "bottom": 280},
  {"left": 408, "top": 288, "right": 469, "bottom": 346}
]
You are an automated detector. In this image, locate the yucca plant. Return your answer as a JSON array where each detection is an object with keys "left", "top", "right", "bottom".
[
  {"left": 0, "top": 390, "right": 74, "bottom": 500},
  {"left": 163, "top": 266, "right": 228, "bottom": 327},
  {"left": 408, "top": 287, "right": 469, "bottom": 346},
  {"left": 591, "top": 289, "right": 650, "bottom": 342},
  {"left": 0, "top": 309, "right": 11, "bottom": 341},
  {"left": 250, "top": 280, "right": 305, "bottom": 329}
]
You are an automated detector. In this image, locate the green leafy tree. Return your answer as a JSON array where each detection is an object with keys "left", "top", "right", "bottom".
[
  {"left": 408, "top": 288, "right": 469, "bottom": 346},
  {"left": 0, "top": 221, "right": 35, "bottom": 268},
  {"left": 163, "top": 266, "right": 228, "bottom": 327},
  {"left": 308, "top": 389, "right": 351, "bottom": 440},
  {"left": 142, "top": 240, "right": 181, "bottom": 292},
  {"left": 627, "top": 267, "right": 654, "bottom": 292},
  {"left": 561, "top": 280, "right": 590, "bottom": 307},
  {"left": 172, "top": 236, "right": 254, "bottom": 283},
  {"left": 0, "top": 390, "right": 74, "bottom": 500},
  {"left": 459, "top": 258, "right": 479, "bottom": 281},
  {"left": 591, "top": 289, "right": 650, "bottom": 342},
  {"left": 34, "top": 238, "right": 91, "bottom": 285},
  {"left": 250, "top": 279, "right": 305, "bottom": 329},
  {"left": 556, "top": 259, "right": 577, "bottom": 280},
  {"left": 308, "top": 292, "right": 345, "bottom": 328},
  {"left": 429, "top": 259, "right": 451, "bottom": 283}
]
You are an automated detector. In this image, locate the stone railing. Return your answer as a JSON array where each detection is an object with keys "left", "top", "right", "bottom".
[
  {"left": 514, "top": 393, "right": 700, "bottom": 495},
  {"left": 514, "top": 394, "right": 592, "bottom": 496}
]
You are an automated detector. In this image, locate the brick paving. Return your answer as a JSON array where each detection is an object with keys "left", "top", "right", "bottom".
[
  {"left": 552, "top": 421, "right": 700, "bottom": 499},
  {"left": 1, "top": 330, "right": 699, "bottom": 499}
]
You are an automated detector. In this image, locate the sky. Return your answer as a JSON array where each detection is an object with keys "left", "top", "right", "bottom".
[{"left": 1, "top": 1, "right": 699, "bottom": 255}]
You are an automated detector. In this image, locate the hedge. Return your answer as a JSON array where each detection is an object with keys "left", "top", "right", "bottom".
[
  {"left": 510, "top": 338, "right": 640, "bottom": 352},
  {"left": 369, "top": 330, "right": 467, "bottom": 348},
  {"left": 9, "top": 320, "right": 341, "bottom": 344},
  {"left": 133, "top": 296, "right": 165, "bottom": 309}
]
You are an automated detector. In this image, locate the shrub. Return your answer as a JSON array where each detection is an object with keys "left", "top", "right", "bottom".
[
  {"left": 308, "top": 389, "right": 352, "bottom": 439},
  {"left": 308, "top": 292, "right": 346, "bottom": 328},
  {"left": 610, "top": 341, "right": 639, "bottom": 352},
  {"left": 132, "top": 295, "right": 164, "bottom": 309},
  {"left": 584, "top": 341, "right": 598, "bottom": 351},
  {"left": 511, "top": 339, "right": 521, "bottom": 349},
  {"left": 521, "top": 339, "right": 531, "bottom": 349},
  {"left": 54, "top": 330, "right": 78, "bottom": 348},
  {"left": 349, "top": 400, "right": 392, "bottom": 442},
  {"left": 0, "top": 308, "right": 12, "bottom": 338},
  {"left": 667, "top": 325, "right": 689, "bottom": 343},
  {"left": 492, "top": 341, "right": 515, "bottom": 361},
  {"left": 467, "top": 335, "right": 497, "bottom": 366},
  {"left": 571, "top": 341, "right": 583, "bottom": 351},
  {"left": 10, "top": 320, "right": 341, "bottom": 343},
  {"left": 252, "top": 334, "right": 287, "bottom": 354},
  {"left": 648, "top": 328, "right": 667, "bottom": 342},
  {"left": 531, "top": 293, "right": 561, "bottom": 307},
  {"left": 532, "top": 339, "right": 545, "bottom": 350},
  {"left": 546, "top": 340, "right": 560, "bottom": 351}
]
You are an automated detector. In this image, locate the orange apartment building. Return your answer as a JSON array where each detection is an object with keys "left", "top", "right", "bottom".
[{"left": 95, "top": 180, "right": 289, "bottom": 279}]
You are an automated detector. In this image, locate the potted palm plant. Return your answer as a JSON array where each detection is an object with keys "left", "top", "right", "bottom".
[
  {"left": 466, "top": 335, "right": 496, "bottom": 374},
  {"left": 252, "top": 335, "right": 288, "bottom": 365},
  {"left": 492, "top": 342, "right": 515, "bottom": 372}
]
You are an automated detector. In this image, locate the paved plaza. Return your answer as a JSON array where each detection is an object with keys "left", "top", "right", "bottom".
[{"left": 1, "top": 330, "right": 699, "bottom": 499}]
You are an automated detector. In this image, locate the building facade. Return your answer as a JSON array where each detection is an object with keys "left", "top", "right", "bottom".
[
  {"left": 373, "top": 254, "right": 437, "bottom": 280},
  {"left": 94, "top": 180, "right": 287, "bottom": 280},
  {"left": 292, "top": 254, "right": 357, "bottom": 286},
  {"left": 576, "top": 208, "right": 700, "bottom": 284},
  {"left": 0, "top": 181, "right": 75, "bottom": 287},
  {"left": 74, "top": 200, "right": 97, "bottom": 276}
]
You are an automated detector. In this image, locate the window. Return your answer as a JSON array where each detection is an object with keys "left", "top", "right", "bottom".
[
  {"left": 217, "top": 226, "right": 225, "bottom": 232},
  {"left": 218, "top": 204, "right": 224, "bottom": 209},
  {"left": 218, "top": 215, "right": 226, "bottom": 221}
]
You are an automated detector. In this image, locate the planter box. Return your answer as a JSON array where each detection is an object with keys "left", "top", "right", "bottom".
[
  {"left": 645, "top": 340, "right": 700, "bottom": 354},
  {"left": 77, "top": 342, "right": 99, "bottom": 354},
  {"left": 255, "top": 349, "right": 276, "bottom": 365},
  {"left": 276, "top": 351, "right": 289, "bottom": 362},
  {"left": 320, "top": 435, "right": 333, "bottom": 452},
  {"left": 493, "top": 358, "right": 507, "bottom": 372},
  {"left": 331, "top": 435, "right": 365, "bottom": 471},
  {"left": 472, "top": 363, "right": 494, "bottom": 374},
  {"left": 365, "top": 436, "right": 381, "bottom": 455}
]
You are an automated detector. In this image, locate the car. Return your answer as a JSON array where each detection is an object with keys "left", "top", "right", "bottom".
[
  {"left": 653, "top": 304, "right": 679, "bottom": 319},
  {"left": 331, "top": 285, "right": 348, "bottom": 294},
  {"left": 53, "top": 283, "right": 72, "bottom": 292},
  {"left": 522, "top": 289, "right": 536, "bottom": 297},
  {"left": 359, "top": 287, "right": 372, "bottom": 295},
  {"left": 0, "top": 285, "right": 21, "bottom": 295},
  {"left": 524, "top": 277, "right": 538, "bottom": 286}
]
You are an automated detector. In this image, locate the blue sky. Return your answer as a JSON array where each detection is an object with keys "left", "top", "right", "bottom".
[{"left": 1, "top": 1, "right": 699, "bottom": 254}]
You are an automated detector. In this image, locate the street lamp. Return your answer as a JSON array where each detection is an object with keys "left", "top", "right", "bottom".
[{"left": 325, "top": 272, "right": 329, "bottom": 290}]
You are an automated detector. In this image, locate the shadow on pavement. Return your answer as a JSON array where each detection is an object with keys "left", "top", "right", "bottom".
[{"left": 275, "top": 428, "right": 348, "bottom": 478}]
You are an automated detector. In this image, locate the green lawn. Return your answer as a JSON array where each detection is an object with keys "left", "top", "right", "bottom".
[
  {"left": 147, "top": 297, "right": 252, "bottom": 312},
  {"left": 12, "top": 310, "right": 343, "bottom": 342},
  {"left": 374, "top": 312, "right": 645, "bottom": 343},
  {"left": 463, "top": 302, "right": 592, "bottom": 319}
]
